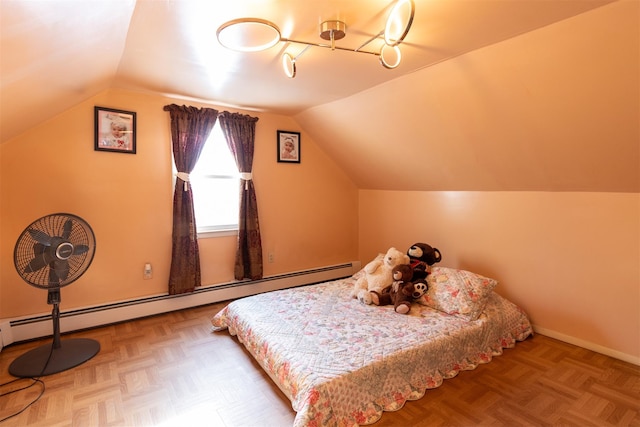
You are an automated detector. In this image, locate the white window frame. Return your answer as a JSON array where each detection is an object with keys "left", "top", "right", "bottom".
[{"left": 189, "top": 123, "right": 240, "bottom": 238}]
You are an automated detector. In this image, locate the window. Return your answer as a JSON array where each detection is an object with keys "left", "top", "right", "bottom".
[{"left": 190, "top": 124, "right": 239, "bottom": 234}]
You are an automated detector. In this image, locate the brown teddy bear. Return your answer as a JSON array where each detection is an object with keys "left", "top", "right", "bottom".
[
  {"left": 369, "top": 264, "right": 421, "bottom": 314},
  {"left": 407, "top": 242, "right": 442, "bottom": 282}
]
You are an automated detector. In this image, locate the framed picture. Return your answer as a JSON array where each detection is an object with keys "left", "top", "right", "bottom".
[
  {"left": 94, "top": 106, "right": 136, "bottom": 154},
  {"left": 277, "top": 130, "right": 300, "bottom": 163}
]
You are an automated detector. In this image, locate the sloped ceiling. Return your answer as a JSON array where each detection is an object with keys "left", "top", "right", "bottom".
[
  {"left": 296, "top": 0, "right": 639, "bottom": 192},
  {"left": 1, "top": 0, "right": 637, "bottom": 192}
]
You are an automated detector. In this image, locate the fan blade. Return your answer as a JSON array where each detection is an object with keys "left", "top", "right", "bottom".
[
  {"left": 53, "top": 259, "right": 70, "bottom": 282},
  {"left": 62, "top": 219, "right": 73, "bottom": 240},
  {"left": 33, "top": 242, "right": 47, "bottom": 255},
  {"left": 24, "top": 244, "right": 53, "bottom": 273},
  {"left": 28, "top": 229, "right": 53, "bottom": 246},
  {"left": 73, "top": 245, "right": 89, "bottom": 255}
]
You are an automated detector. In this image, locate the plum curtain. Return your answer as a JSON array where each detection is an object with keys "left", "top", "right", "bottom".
[
  {"left": 163, "top": 104, "right": 219, "bottom": 294},
  {"left": 218, "top": 112, "right": 263, "bottom": 280}
]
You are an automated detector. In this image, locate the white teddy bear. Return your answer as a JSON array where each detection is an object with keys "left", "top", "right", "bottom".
[{"left": 352, "top": 247, "right": 410, "bottom": 305}]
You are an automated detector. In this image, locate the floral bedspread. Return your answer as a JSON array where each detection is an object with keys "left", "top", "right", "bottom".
[{"left": 211, "top": 278, "right": 533, "bottom": 427}]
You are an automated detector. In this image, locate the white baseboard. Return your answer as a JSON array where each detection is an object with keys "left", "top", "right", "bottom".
[
  {"left": 0, "top": 262, "right": 359, "bottom": 348},
  {"left": 533, "top": 325, "right": 639, "bottom": 366}
]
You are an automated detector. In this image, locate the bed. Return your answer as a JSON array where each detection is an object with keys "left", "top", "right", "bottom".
[{"left": 211, "top": 266, "right": 533, "bottom": 426}]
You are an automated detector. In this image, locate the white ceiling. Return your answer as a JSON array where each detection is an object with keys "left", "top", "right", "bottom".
[{"left": 0, "top": 0, "right": 616, "bottom": 143}]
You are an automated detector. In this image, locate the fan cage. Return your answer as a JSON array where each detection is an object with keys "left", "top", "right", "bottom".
[{"left": 14, "top": 213, "right": 96, "bottom": 289}]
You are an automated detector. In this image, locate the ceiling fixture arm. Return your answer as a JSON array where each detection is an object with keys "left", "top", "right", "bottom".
[
  {"left": 216, "top": 0, "right": 415, "bottom": 78},
  {"left": 281, "top": 38, "right": 379, "bottom": 57},
  {"left": 354, "top": 30, "right": 385, "bottom": 53}
]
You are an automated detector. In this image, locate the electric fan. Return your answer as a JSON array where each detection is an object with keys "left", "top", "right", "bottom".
[{"left": 10, "top": 213, "right": 99, "bottom": 377}]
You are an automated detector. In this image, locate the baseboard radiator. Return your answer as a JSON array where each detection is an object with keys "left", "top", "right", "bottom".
[{"left": 0, "top": 262, "right": 359, "bottom": 349}]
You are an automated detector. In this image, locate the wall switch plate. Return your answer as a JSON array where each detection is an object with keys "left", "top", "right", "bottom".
[{"left": 143, "top": 263, "right": 153, "bottom": 279}]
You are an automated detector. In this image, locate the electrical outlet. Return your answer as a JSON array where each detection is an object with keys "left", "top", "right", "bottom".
[
  {"left": 268, "top": 253, "right": 274, "bottom": 263},
  {"left": 143, "top": 263, "right": 153, "bottom": 279}
]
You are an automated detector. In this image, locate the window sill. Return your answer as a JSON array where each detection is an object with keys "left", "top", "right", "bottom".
[{"left": 197, "top": 228, "right": 238, "bottom": 239}]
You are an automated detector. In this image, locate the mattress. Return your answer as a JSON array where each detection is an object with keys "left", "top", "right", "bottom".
[{"left": 211, "top": 276, "right": 533, "bottom": 426}]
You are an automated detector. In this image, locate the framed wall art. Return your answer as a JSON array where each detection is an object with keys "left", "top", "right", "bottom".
[
  {"left": 94, "top": 106, "right": 137, "bottom": 154},
  {"left": 277, "top": 130, "right": 300, "bottom": 163}
]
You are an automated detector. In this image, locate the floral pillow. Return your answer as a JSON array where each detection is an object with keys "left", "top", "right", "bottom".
[{"left": 416, "top": 267, "right": 498, "bottom": 321}]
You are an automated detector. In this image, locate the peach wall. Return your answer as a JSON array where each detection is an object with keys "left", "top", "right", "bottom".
[
  {"left": 359, "top": 190, "right": 640, "bottom": 362},
  {"left": 0, "top": 89, "right": 358, "bottom": 318}
]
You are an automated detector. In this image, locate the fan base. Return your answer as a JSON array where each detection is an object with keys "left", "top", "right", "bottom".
[{"left": 8, "top": 338, "right": 100, "bottom": 378}]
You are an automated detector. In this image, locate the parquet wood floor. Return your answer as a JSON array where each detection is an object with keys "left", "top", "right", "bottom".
[{"left": 0, "top": 301, "right": 638, "bottom": 426}]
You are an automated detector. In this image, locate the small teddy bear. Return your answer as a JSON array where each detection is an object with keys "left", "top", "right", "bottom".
[
  {"left": 370, "top": 264, "right": 421, "bottom": 314},
  {"left": 407, "top": 242, "right": 442, "bottom": 282},
  {"left": 352, "top": 247, "right": 410, "bottom": 305}
]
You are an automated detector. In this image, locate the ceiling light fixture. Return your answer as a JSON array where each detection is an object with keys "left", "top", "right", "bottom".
[
  {"left": 216, "top": 0, "right": 415, "bottom": 78},
  {"left": 282, "top": 45, "right": 312, "bottom": 78},
  {"left": 384, "top": 0, "right": 415, "bottom": 46},
  {"left": 379, "top": 44, "right": 402, "bottom": 69},
  {"left": 216, "top": 18, "right": 282, "bottom": 52}
]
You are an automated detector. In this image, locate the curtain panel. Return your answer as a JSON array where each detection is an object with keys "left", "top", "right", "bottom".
[
  {"left": 163, "top": 104, "right": 219, "bottom": 294},
  {"left": 218, "top": 112, "right": 263, "bottom": 280}
]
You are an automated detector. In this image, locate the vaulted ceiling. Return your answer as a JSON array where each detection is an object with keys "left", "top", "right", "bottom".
[{"left": 1, "top": 0, "right": 637, "bottom": 192}]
